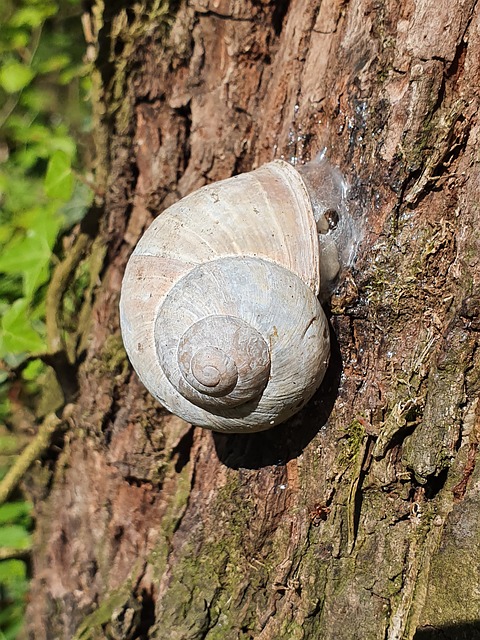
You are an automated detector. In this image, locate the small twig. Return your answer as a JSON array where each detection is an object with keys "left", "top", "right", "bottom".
[
  {"left": 26, "top": 24, "right": 43, "bottom": 65},
  {"left": 46, "top": 233, "right": 90, "bottom": 355},
  {"left": 0, "top": 96, "right": 20, "bottom": 130},
  {"left": 0, "top": 413, "right": 65, "bottom": 505}
]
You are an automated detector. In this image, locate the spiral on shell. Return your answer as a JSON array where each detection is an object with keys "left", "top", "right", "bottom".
[
  {"left": 173, "top": 315, "right": 270, "bottom": 406},
  {"left": 120, "top": 158, "right": 354, "bottom": 433}
]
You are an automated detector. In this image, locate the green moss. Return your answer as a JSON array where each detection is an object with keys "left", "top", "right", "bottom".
[
  {"left": 76, "top": 240, "right": 107, "bottom": 352},
  {"left": 278, "top": 619, "right": 304, "bottom": 639},
  {"left": 148, "top": 463, "right": 193, "bottom": 585},
  {"left": 402, "top": 321, "right": 474, "bottom": 482},
  {"left": 72, "top": 572, "right": 137, "bottom": 640},
  {"left": 214, "top": 478, "right": 256, "bottom": 544},
  {"left": 62, "top": 260, "right": 90, "bottom": 322},
  {"left": 96, "top": 1, "right": 175, "bottom": 141},
  {"left": 152, "top": 474, "right": 274, "bottom": 636},
  {"left": 78, "top": 334, "right": 128, "bottom": 421},
  {"left": 338, "top": 419, "right": 366, "bottom": 467},
  {"left": 99, "top": 334, "right": 128, "bottom": 377},
  {"left": 153, "top": 540, "right": 226, "bottom": 636}
]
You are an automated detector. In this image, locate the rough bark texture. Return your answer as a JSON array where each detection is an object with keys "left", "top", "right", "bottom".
[{"left": 25, "top": 0, "right": 480, "bottom": 638}]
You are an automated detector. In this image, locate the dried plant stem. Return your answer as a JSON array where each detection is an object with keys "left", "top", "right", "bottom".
[{"left": 0, "top": 413, "right": 64, "bottom": 505}]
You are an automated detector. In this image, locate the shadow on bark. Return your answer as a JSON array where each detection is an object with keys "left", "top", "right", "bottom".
[
  {"left": 212, "top": 324, "right": 342, "bottom": 469},
  {"left": 415, "top": 622, "right": 480, "bottom": 640}
]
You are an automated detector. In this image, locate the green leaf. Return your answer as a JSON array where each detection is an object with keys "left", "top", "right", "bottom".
[
  {"left": 0, "top": 299, "right": 45, "bottom": 357},
  {"left": 0, "top": 350, "right": 29, "bottom": 369},
  {"left": 0, "top": 525, "right": 31, "bottom": 550},
  {"left": 60, "top": 180, "right": 93, "bottom": 227},
  {"left": 0, "top": 558, "right": 27, "bottom": 584},
  {"left": 0, "top": 61, "right": 35, "bottom": 93},
  {"left": 0, "top": 210, "right": 61, "bottom": 299},
  {"left": 59, "top": 63, "right": 84, "bottom": 85},
  {"left": 21, "top": 358, "right": 44, "bottom": 381},
  {"left": 0, "top": 401, "right": 11, "bottom": 422},
  {"left": 0, "top": 567, "right": 28, "bottom": 631},
  {"left": 0, "top": 502, "right": 32, "bottom": 526},
  {"left": 0, "top": 225, "right": 13, "bottom": 244},
  {"left": 44, "top": 150, "right": 74, "bottom": 201},
  {"left": 23, "top": 262, "right": 50, "bottom": 301},
  {"left": 0, "top": 615, "right": 25, "bottom": 640},
  {"left": 20, "top": 86, "right": 56, "bottom": 114},
  {"left": 0, "top": 166, "right": 44, "bottom": 216},
  {"left": 1, "top": 30, "right": 30, "bottom": 51},
  {"left": 38, "top": 54, "right": 71, "bottom": 74},
  {"left": 9, "top": 5, "right": 57, "bottom": 28}
]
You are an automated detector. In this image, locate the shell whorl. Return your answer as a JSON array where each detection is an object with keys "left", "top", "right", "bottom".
[
  {"left": 143, "top": 256, "right": 329, "bottom": 431},
  {"left": 120, "top": 159, "right": 332, "bottom": 433},
  {"left": 162, "top": 315, "right": 271, "bottom": 408}
]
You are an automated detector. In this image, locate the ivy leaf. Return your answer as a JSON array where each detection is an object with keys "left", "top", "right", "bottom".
[
  {"left": 0, "top": 60, "right": 35, "bottom": 93},
  {"left": 0, "top": 299, "right": 45, "bottom": 357},
  {"left": 0, "top": 559, "right": 29, "bottom": 604},
  {"left": 60, "top": 180, "right": 93, "bottom": 228},
  {"left": 0, "top": 211, "right": 61, "bottom": 299},
  {"left": 0, "top": 559, "right": 27, "bottom": 585},
  {"left": 0, "top": 502, "right": 32, "bottom": 526},
  {"left": 0, "top": 525, "right": 31, "bottom": 550},
  {"left": 44, "top": 150, "right": 74, "bottom": 201}
]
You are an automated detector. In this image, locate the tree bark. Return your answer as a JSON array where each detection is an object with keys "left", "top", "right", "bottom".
[{"left": 26, "top": 0, "right": 480, "bottom": 638}]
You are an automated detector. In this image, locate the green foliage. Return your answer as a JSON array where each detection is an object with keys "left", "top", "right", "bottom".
[
  {"left": 0, "top": 502, "right": 32, "bottom": 526},
  {"left": 0, "top": 0, "right": 92, "bottom": 367},
  {"left": 45, "top": 150, "right": 74, "bottom": 200},
  {"left": 0, "top": 61, "right": 35, "bottom": 93},
  {"left": 0, "top": 501, "right": 32, "bottom": 640},
  {"left": 0, "top": 300, "right": 45, "bottom": 358},
  {"left": 0, "top": 560, "right": 29, "bottom": 640},
  {"left": 0, "top": 0, "right": 91, "bottom": 636},
  {"left": 0, "top": 526, "right": 31, "bottom": 550}
]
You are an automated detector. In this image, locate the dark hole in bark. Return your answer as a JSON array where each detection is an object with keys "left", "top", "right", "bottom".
[
  {"left": 423, "top": 466, "right": 449, "bottom": 500},
  {"left": 136, "top": 588, "right": 156, "bottom": 639},
  {"left": 172, "top": 426, "right": 194, "bottom": 473},
  {"left": 271, "top": 0, "right": 291, "bottom": 36}
]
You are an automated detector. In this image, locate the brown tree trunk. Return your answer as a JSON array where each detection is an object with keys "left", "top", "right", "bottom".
[{"left": 26, "top": 0, "right": 480, "bottom": 638}]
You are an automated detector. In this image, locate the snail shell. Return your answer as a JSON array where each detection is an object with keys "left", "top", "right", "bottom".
[{"left": 120, "top": 160, "right": 338, "bottom": 433}]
